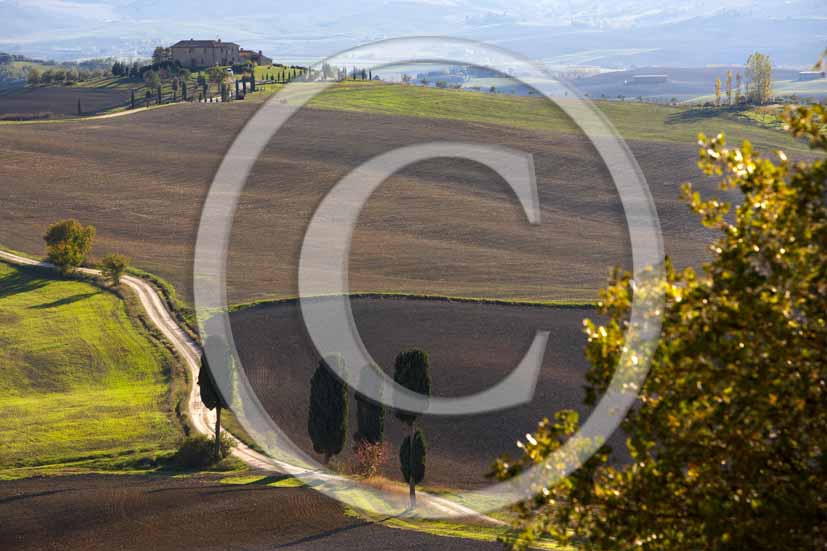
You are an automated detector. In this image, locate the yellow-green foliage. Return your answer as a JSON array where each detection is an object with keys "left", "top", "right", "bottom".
[
  {"left": 493, "top": 105, "right": 827, "bottom": 550},
  {"left": 0, "top": 261, "right": 181, "bottom": 475}
]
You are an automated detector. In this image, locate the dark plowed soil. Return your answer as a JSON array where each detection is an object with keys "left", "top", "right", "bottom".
[
  {"left": 0, "top": 86, "right": 130, "bottom": 117},
  {"left": 232, "top": 297, "right": 615, "bottom": 489},
  {"left": 0, "top": 475, "right": 502, "bottom": 550},
  {"left": 0, "top": 99, "right": 725, "bottom": 304}
]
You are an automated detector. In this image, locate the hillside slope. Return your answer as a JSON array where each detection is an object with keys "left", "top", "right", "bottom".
[
  {"left": 0, "top": 261, "right": 182, "bottom": 477},
  {"left": 1, "top": 83, "right": 801, "bottom": 305}
]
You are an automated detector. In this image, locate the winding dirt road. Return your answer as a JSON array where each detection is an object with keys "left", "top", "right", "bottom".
[{"left": 0, "top": 248, "right": 500, "bottom": 523}]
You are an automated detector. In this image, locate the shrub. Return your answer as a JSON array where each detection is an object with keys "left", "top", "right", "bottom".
[
  {"left": 352, "top": 440, "right": 388, "bottom": 478},
  {"left": 173, "top": 434, "right": 233, "bottom": 468}
]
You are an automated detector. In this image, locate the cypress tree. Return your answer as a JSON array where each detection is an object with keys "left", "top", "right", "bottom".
[
  {"left": 354, "top": 364, "right": 385, "bottom": 445},
  {"left": 393, "top": 349, "right": 431, "bottom": 508},
  {"left": 400, "top": 429, "right": 426, "bottom": 492},
  {"left": 308, "top": 356, "right": 349, "bottom": 463},
  {"left": 198, "top": 347, "right": 228, "bottom": 461}
]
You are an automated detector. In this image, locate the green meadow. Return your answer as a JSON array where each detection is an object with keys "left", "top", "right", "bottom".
[
  {"left": 0, "top": 261, "right": 183, "bottom": 478},
  {"left": 300, "top": 81, "right": 808, "bottom": 152}
]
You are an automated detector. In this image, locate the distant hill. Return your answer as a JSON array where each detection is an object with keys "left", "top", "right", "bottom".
[
  {"left": 571, "top": 66, "right": 805, "bottom": 103},
  {"left": 0, "top": 0, "right": 823, "bottom": 68},
  {"left": 0, "top": 53, "right": 117, "bottom": 90}
]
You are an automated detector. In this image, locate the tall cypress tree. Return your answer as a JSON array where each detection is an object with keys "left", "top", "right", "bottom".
[
  {"left": 198, "top": 351, "right": 226, "bottom": 461},
  {"left": 393, "top": 349, "right": 431, "bottom": 508},
  {"left": 400, "top": 429, "right": 426, "bottom": 493},
  {"left": 354, "top": 364, "right": 385, "bottom": 445},
  {"left": 308, "top": 356, "right": 348, "bottom": 463}
]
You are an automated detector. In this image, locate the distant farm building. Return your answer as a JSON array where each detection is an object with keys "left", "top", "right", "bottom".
[
  {"left": 798, "top": 71, "right": 826, "bottom": 81},
  {"left": 240, "top": 49, "right": 273, "bottom": 66},
  {"left": 625, "top": 74, "right": 669, "bottom": 85},
  {"left": 170, "top": 39, "right": 241, "bottom": 68}
]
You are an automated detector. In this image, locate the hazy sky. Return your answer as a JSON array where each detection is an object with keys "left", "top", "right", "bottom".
[{"left": 2, "top": 0, "right": 824, "bottom": 65}]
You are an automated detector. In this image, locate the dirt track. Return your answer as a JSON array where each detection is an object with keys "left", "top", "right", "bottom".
[
  {"left": 232, "top": 297, "right": 611, "bottom": 489},
  {"left": 0, "top": 475, "right": 502, "bottom": 550},
  {"left": 0, "top": 99, "right": 724, "bottom": 305}
]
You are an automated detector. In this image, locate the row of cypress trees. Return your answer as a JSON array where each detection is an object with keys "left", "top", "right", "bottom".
[
  {"left": 308, "top": 350, "right": 431, "bottom": 509},
  {"left": 198, "top": 341, "right": 432, "bottom": 509}
]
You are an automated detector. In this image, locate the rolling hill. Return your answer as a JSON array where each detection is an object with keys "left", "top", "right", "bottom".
[{"left": 0, "top": 260, "right": 183, "bottom": 478}]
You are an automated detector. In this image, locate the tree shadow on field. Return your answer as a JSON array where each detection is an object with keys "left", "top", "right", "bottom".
[
  {"left": 0, "top": 269, "right": 51, "bottom": 300},
  {"left": 28, "top": 292, "right": 97, "bottom": 310},
  {"left": 0, "top": 488, "right": 76, "bottom": 506},
  {"left": 666, "top": 106, "right": 747, "bottom": 124},
  {"left": 271, "top": 515, "right": 398, "bottom": 549}
]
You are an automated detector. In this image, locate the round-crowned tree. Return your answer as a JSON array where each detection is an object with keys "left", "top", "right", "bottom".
[
  {"left": 101, "top": 253, "right": 129, "bottom": 287},
  {"left": 43, "top": 219, "right": 95, "bottom": 274},
  {"left": 493, "top": 104, "right": 827, "bottom": 551}
]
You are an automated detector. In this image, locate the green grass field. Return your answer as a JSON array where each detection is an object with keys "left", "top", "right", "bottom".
[
  {"left": 297, "top": 81, "right": 808, "bottom": 152},
  {"left": 10, "top": 71, "right": 809, "bottom": 154},
  {"left": 239, "top": 64, "right": 301, "bottom": 82},
  {"left": 0, "top": 261, "right": 183, "bottom": 478}
]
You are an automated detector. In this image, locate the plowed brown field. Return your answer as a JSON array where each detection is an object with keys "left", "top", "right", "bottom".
[
  {"left": 0, "top": 98, "right": 727, "bottom": 305},
  {"left": 0, "top": 475, "right": 502, "bottom": 550},
  {"left": 231, "top": 297, "right": 610, "bottom": 489}
]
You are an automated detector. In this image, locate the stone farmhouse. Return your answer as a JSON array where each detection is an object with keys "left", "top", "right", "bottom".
[
  {"left": 240, "top": 49, "right": 273, "bottom": 66},
  {"left": 170, "top": 39, "right": 242, "bottom": 68}
]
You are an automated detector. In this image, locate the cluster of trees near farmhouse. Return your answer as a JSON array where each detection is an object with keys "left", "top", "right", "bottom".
[
  {"left": 27, "top": 66, "right": 106, "bottom": 86},
  {"left": 22, "top": 55, "right": 115, "bottom": 87}
]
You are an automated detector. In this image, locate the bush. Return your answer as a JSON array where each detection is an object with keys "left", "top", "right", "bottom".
[
  {"left": 351, "top": 440, "right": 388, "bottom": 478},
  {"left": 173, "top": 434, "right": 233, "bottom": 468}
]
